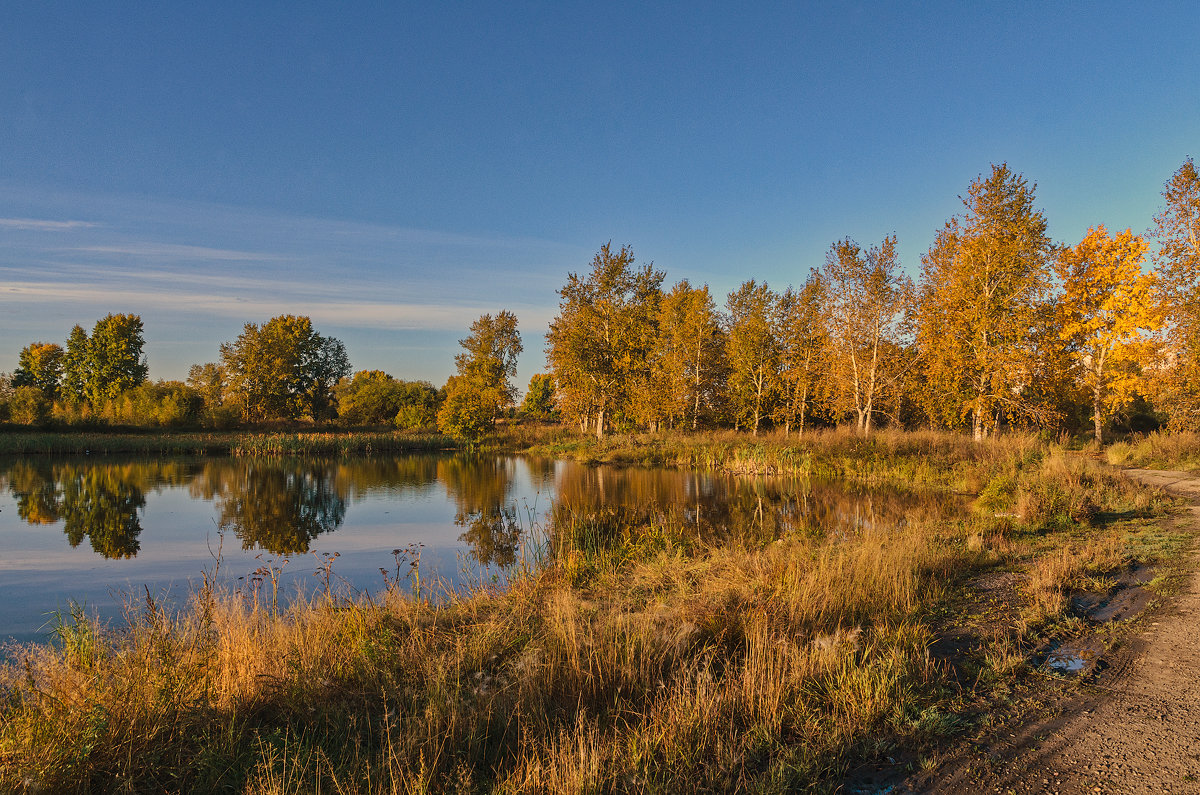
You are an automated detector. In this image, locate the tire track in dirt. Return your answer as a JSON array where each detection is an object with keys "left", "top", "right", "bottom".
[{"left": 918, "top": 469, "right": 1200, "bottom": 794}]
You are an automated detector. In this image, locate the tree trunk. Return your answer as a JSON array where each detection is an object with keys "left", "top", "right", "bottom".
[
  {"left": 1093, "top": 385, "right": 1104, "bottom": 445},
  {"left": 595, "top": 409, "right": 605, "bottom": 439},
  {"left": 972, "top": 405, "right": 984, "bottom": 442}
]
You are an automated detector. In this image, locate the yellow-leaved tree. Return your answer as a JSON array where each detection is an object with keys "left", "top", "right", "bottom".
[
  {"left": 1055, "top": 225, "right": 1161, "bottom": 443},
  {"left": 916, "top": 164, "right": 1054, "bottom": 440}
]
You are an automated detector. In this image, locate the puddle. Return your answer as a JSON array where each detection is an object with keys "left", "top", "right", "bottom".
[
  {"left": 1041, "top": 637, "right": 1105, "bottom": 676},
  {"left": 1045, "top": 650, "right": 1088, "bottom": 673}
]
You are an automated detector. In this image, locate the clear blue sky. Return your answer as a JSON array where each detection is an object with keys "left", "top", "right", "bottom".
[{"left": 2, "top": 2, "right": 1197, "bottom": 388}]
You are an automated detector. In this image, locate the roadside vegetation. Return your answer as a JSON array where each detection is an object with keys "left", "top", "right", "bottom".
[{"left": 1106, "top": 430, "right": 1200, "bottom": 471}]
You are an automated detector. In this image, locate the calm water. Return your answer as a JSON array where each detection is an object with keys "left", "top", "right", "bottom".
[{"left": 0, "top": 454, "right": 935, "bottom": 645}]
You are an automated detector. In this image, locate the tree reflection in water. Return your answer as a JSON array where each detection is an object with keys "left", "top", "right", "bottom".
[
  {"left": 439, "top": 455, "right": 524, "bottom": 568},
  {"left": 0, "top": 453, "right": 948, "bottom": 567},
  {"left": 3, "top": 460, "right": 170, "bottom": 559},
  {"left": 190, "top": 460, "right": 347, "bottom": 555}
]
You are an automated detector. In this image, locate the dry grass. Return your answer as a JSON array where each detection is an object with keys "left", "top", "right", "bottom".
[
  {"left": 1106, "top": 431, "right": 1200, "bottom": 471},
  {"left": 1, "top": 506, "right": 979, "bottom": 793},
  {"left": 0, "top": 433, "right": 1177, "bottom": 793}
]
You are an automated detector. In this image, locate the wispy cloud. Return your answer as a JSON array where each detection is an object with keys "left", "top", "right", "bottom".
[
  {"left": 69, "top": 243, "right": 279, "bottom": 261},
  {"left": 0, "top": 282, "right": 527, "bottom": 331},
  {"left": 0, "top": 217, "right": 100, "bottom": 231}
]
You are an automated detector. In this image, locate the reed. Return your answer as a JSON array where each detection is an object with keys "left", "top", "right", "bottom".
[{"left": 0, "top": 429, "right": 457, "bottom": 457}]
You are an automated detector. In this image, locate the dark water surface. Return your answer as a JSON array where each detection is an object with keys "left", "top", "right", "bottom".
[{"left": 0, "top": 454, "right": 936, "bottom": 645}]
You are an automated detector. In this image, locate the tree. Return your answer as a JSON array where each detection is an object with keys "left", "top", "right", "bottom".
[
  {"left": 546, "top": 243, "right": 664, "bottom": 437},
  {"left": 773, "top": 275, "right": 828, "bottom": 436},
  {"left": 438, "top": 312, "right": 523, "bottom": 441},
  {"left": 220, "top": 315, "right": 348, "bottom": 422},
  {"left": 520, "top": 373, "right": 558, "bottom": 420},
  {"left": 1055, "top": 226, "right": 1162, "bottom": 443},
  {"left": 437, "top": 375, "right": 502, "bottom": 442},
  {"left": 187, "top": 362, "right": 226, "bottom": 408},
  {"left": 821, "top": 235, "right": 912, "bottom": 435},
  {"left": 454, "top": 311, "right": 523, "bottom": 417},
  {"left": 12, "top": 342, "right": 64, "bottom": 401},
  {"left": 60, "top": 325, "right": 90, "bottom": 406},
  {"left": 86, "top": 314, "right": 149, "bottom": 403},
  {"left": 1151, "top": 158, "right": 1200, "bottom": 430},
  {"left": 307, "top": 336, "right": 352, "bottom": 422},
  {"left": 915, "top": 164, "right": 1054, "bottom": 440},
  {"left": 724, "top": 280, "right": 779, "bottom": 435},
  {"left": 655, "top": 280, "right": 726, "bottom": 430}
]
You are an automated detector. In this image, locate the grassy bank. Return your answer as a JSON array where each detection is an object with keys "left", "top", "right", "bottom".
[
  {"left": 0, "top": 439, "right": 1177, "bottom": 793},
  {"left": 1106, "top": 430, "right": 1200, "bottom": 471},
  {"left": 517, "top": 426, "right": 1053, "bottom": 491},
  {"left": 0, "top": 429, "right": 456, "bottom": 457}
]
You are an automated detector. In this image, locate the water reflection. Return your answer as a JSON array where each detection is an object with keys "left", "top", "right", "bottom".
[
  {"left": 5, "top": 460, "right": 194, "bottom": 558},
  {"left": 190, "top": 461, "right": 347, "bottom": 554},
  {"left": 1, "top": 454, "right": 949, "bottom": 565},
  {"left": 439, "top": 456, "right": 523, "bottom": 567}
]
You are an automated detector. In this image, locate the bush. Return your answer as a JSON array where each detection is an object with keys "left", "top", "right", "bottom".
[{"left": 9, "top": 385, "right": 51, "bottom": 425}]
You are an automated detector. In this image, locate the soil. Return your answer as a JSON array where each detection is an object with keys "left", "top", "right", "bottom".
[{"left": 884, "top": 468, "right": 1200, "bottom": 794}]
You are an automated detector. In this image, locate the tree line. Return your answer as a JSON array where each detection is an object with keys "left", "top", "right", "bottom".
[
  {"left": 545, "top": 161, "right": 1198, "bottom": 442},
  {"left": 3, "top": 159, "right": 1197, "bottom": 442}
]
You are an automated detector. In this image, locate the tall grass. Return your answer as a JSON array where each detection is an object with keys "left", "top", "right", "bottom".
[
  {"left": 522, "top": 426, "right": 1047, "bottom": 490},
  {"left": 0, "top": 502, "right": 982, "bottom": 792},
  {"left": 0, "top": 434, "right": 1175, "bottom": 792},
  {"left": 1106, "top": 430, "right": 1200, "bottom": 471}
]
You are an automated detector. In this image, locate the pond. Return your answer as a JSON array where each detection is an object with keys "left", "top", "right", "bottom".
[{"left": 0, "top": 454, "right": 940, "bottom": 645}]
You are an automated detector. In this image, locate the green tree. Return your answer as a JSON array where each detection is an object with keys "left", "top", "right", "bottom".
[
  {"left": 220, "top": 315, "right": 349, "bottom": 422},
  {"left": 437, "top": 375, "right": 501, "bottom": 442},
  {"left": 454, "top": 311, "right": 523, "bottom": 417},
  {"left": 393, "top": 380, "right": 440, "bottom": 429},
  {"left": 915, "top": 164, "right": 1054, "bottom": 439},
  {"left": 60, "top": 325, "right": 90, "bottom": 406},
  {"left": 86, "top": 314, "right": 149, "bottom": 403},
  {"left": 12, "top": 342, "right": 64, "bottom": 401},
  {"left": 519, "top": 373, "right": 558, "bottom": 420},
  {"left": 546, "top": 243, "right": 664, "bottom": 437},
  {"left": 438, "top": 311, "right": 522, "bottom": 441},
  {"left": 1151, "top": 158, "right": 1200, "bottom": 430},
  {"left": 724, "top": 280, "right": 779, "bottom": 435}
]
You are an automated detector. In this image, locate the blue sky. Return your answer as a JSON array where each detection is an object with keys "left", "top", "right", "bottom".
[{"left": 2, "top": 2, "right": 1197, "bottom": 387}]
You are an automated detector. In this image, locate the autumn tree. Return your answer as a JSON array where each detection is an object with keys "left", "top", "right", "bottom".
[
  {"left": 12, "top": 342, "right": 64, "bottom": 401},
  {"left": 438, "top": 311, "right": 522, "bottom": 441},
  {"left": 1151, "top": 158, "right": 1200, "bottom": 430},
  {"left": 773, "top": 275, "right": 828, "bottom": 436},
  {"left": 1055, "top": 226, "right": 1162, "bottom": 443},
  {"left": 821, "top": 235, "right": 912, "bottom": 435},
  {"left": 86, "top": 314, "right": 150, "bottom": 403},
  {"left": 546, "top": 243, "right": 664, "bottom": 437},
  {"left": 187, "top": 362, "right": 226, "bottom": 408},
  {"left": 916, "top": 164, "right": 1054, "bottom": 440},
  {"left": 219, "top": 315, "right": 349, "bottom": 422},
  {"left": 653, "top": 280, "right": 725, "bottom": 430},
  {"left": 725, "top": 280, "right": 779, "bottom": 435},
  {"left": 454, "top": 311, "right": 523, "bottom": 416}
]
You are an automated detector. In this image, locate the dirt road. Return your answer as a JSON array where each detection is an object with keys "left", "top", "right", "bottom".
[{"left": 918, "top": 469, "right": 1200, "bottom": 794}]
